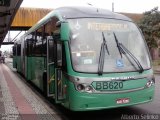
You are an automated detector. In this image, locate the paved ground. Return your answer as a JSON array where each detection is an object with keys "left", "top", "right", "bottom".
[{"left": 0, "top": 60, "right": 63, "bottom": 120}]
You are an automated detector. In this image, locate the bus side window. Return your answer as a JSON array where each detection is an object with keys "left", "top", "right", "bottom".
[
  {"left": 48, "top": 40, "right": 54, "bottom": 63},
  {"left": 13, "top": 46, "right": 16, "bottom": 56},
  {"left": 44, "top": 17, "right": 67, "bottom": 71},
  {"left": 55, "top": 42, "right": 67, "bottom": 72},
  {"left": 57, "top": 43, "right": 62, "bottom": 67},
  {"left": 45, "top": 18, "right": 57, "bottom": 63},
  {"left": 26, "top": 38, "right": 34, "bottom": 56},
  {"left": 25, "top": 32, "right": 35, "bottom": 56},
  {"left": 17, "top": 44, "right": 21, "bottom": 56},
  {"left": 45, "top": 17, "right": 60, "bottom": 62},
  {"left": 32, "top": 27, "right": 45, "bottom": 56}
]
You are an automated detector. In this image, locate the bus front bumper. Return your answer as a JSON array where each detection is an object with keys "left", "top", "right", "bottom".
[{"left": 68, "top": 84, "right": 155, "bottom": 111}]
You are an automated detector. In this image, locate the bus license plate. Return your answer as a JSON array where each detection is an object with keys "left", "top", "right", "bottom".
[
  {"left": 116, "top": 98, "right": 130, "bottom": 104},
  {"left": 95, "top": 81, "right": 123, "bottom": 90}
]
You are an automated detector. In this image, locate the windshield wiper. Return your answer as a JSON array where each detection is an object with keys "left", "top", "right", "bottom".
[
  {"left": 98, "top": 32, "right": 110, "bottom": 75},
  {"left": 113, "top": 32, "right": 144, "bottom": 73},
  {"left": 113, "top": 32, "right": 124, "bottom": 58}
]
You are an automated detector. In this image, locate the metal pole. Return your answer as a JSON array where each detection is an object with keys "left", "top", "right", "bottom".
[
  {"left": 8, "top": 30, "right": 10, "bottom": 42},
  {"left": 112, "top": 2, "right": 114, "bottom": 12},
  {"left": 12, "top": 31, "right": 22, "bottom": 42}
]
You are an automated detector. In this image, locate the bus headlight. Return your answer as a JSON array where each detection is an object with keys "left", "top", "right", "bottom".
[
  {"left": 146, "top": 77, "right": 155, "bottom": 88},
  {"left": 146, "top": 81, "right": 153, "bottom": 88},
  {"left": 76, "top": 84, "right": 94, "bottom": 93},
  {"left": 77, "top": 84, "right": 85, "bottom": 91},
  {"left": 146, "top": 76, "right": 155, "bottom": 88},
  {"left": 85, "top": 86, "right": 93, "bottom": 93}
]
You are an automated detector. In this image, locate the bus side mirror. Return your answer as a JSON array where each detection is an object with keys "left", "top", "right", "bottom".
[{"left": 60, "top": 21, "right": 70, "bottom": 41}]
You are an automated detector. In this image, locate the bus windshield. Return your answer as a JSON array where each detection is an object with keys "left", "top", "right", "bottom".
[{"left": 68, "top": 18, "right": 151, "bottom": 73}]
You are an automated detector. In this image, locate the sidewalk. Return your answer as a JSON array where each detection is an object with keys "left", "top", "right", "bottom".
[{"left": 0, "top": 62, "right": 58, "bottom": 120}]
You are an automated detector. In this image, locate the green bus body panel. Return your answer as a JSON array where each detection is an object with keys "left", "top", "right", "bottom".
[
  {"left": 26, "top": 57, "right": 32, "bottom": 80},
  {"left": 16, "top": 56, "right": 21, "bottom": 72},
  {"left": 61, "top": 22, "right": 70, "bottom": 41},
  {"left": 26, "top": 56, "right": 54, "bottom": 94},
  {"left": 13, "top": 56, "right": 17, "bottom": 68},
  {"left": 13, "top": 56, "right": 22, "bottom": 73},
  {"left": 27, "top": 57, "right": 45, "bottom": 91},
  {"left": 66, "top": 81, "right": 154, "bottom": 111}
]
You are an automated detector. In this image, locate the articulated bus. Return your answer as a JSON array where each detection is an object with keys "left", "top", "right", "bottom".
[{"left": 13, "top": 6, "right": 155, "bottom": 111}]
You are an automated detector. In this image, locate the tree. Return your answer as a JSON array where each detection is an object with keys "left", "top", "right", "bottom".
[{"left": 138, "top": 7, "right": 160, "bottom": 50}]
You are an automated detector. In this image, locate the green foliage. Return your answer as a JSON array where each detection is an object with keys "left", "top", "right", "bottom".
[{"left": 138, "top": 7, "right": 160, "bottom": 49}]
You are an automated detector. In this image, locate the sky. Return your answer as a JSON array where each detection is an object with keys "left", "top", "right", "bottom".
[
  {"left": 1, "top": 0, "right": 160, "bottom": 52},
  {"left": 20, "top": 0, "right": 160, "bottom": 13}
]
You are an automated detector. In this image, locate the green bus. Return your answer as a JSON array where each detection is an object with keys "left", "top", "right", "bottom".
[{"left": 13, "top": 6, "right": 155, "bottom": 111}]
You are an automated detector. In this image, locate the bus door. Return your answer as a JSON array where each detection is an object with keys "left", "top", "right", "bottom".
[
  {"left": 47, "top": 38, "right": 64, "bottom": 102},
  {"left": 47, "top": 38, "right": 55, "bottom": 97},
  {"left": 54, "top": 41, "right": 64, "bottom": 103}
]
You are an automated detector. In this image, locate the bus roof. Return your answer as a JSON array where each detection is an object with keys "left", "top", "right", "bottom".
[{"left": 55, "top": 6, "right": 132, "bottom": 21}]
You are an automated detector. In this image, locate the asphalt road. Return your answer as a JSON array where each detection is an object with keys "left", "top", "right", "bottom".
[{"left": 5, "top": 58, "right": 160, "bottom": 120}]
